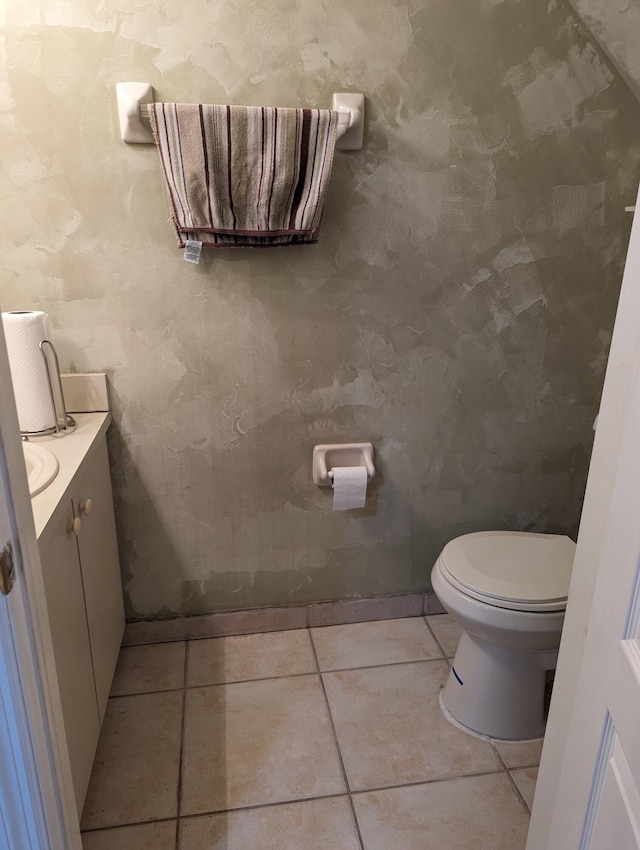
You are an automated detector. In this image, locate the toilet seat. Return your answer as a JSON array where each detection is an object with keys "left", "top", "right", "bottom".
[{"left": 438, "top": 531, "right": 575, "bottom": 612}]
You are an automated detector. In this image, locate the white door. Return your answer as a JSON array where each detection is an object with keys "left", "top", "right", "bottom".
[
  {"left": 0, "top": 316, "right": 79, "bottom": 850},
  {"left": 527, "top": 190, "right": 640, "bottom": 848}
]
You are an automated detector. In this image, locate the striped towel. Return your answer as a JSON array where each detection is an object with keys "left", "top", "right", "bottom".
[{"left": 149, "top": 103, "right": 339, "bottom": 248}]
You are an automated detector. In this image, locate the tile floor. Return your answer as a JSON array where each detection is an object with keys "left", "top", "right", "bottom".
[{"left": 80, "top": 614, "right": 541, "bottom": 849}]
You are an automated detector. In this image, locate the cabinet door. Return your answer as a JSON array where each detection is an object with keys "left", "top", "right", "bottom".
[
  {"left": 40, "top": 502, "right": 100, "bottom": 818},
  {"left": 73, "top": 439, "right": 125, "bottom": 721}
]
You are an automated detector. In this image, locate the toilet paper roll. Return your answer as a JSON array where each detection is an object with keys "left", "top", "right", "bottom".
[
  {"left": 332, "top": 466, "right": 368, "bottom": 511},
  {"left": 2, "top": 311, "right": 56, "bottom": 433}
]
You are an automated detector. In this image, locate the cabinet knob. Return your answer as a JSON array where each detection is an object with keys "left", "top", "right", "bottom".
[
  {"left": 67, "top": 516, "right": 82, "bottom": 537},
  {"left": 79, "top": 498, "right": 93, "bottom": 516}
]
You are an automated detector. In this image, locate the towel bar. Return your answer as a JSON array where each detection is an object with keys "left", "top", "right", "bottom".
[
  {"left": 116, "top": 82, "right": 364, "bottom": 149},
  {"left": 138, "top": 103, "right": 352, "bottom": 134}
]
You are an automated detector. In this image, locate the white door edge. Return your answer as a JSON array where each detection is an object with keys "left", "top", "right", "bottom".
[
  {"left": 527, "top": 184, "right": 640, "bottom": 848},
  {"left": 0, "top": 313, "right": 80, "bottom": 850}
]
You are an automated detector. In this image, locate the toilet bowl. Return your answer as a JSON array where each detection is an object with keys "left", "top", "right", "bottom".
[{"left": 431, "top": 531, "right": 575, "bottom": 741}]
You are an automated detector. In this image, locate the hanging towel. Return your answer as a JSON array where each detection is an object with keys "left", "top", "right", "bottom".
[{"left": 149, "top": 103, "right": 339, "bottom": 248}]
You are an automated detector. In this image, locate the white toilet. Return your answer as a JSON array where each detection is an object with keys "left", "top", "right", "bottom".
[{"left": 431, "top": 530, "right": 576, "bottom": 741}]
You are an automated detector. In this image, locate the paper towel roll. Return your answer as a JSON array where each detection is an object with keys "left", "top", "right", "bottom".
[
  {"left": 332, "top": 466, "right": 368, "bottom": 511},
  {"left": 2, "top": 311, "right": 56, "bottom": 433}
]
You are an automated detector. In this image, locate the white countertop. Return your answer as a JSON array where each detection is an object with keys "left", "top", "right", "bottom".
[{"left": 29, "top": 412, "right": 111, "bottom": 549}]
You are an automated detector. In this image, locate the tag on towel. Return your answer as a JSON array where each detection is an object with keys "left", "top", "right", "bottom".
[{"left": 184, "top": 240, "right": 203, "bottom": 264}]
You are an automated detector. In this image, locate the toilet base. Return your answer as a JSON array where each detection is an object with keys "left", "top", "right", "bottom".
[{"left": 442, "top": 630, "right": 558, "bottom": 740}]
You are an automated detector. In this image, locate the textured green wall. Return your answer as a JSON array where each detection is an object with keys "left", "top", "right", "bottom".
[{"left": 1, "top": 0, "right": 639, "bottom": 618}]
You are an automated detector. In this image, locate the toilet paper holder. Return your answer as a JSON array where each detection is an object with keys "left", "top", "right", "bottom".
[{"left": 313, "top": 443, "right": 375, "bottom": 486}]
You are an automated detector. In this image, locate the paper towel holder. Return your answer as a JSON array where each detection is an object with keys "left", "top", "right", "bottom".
[
  {"left": 313, "top": 442, "right": 375, "bottom": 487},
  {"left": 20, "top": 340, "right": 76, "bottom": 438}
]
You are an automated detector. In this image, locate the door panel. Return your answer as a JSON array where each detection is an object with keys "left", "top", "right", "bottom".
[
  {"left": 590, "top": 737, "right": 640, "bottom": 849},
  {"left": 527, "top": 189, "right": 640, "bottom": 848}
]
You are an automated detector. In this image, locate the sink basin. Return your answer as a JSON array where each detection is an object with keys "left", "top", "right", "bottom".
[{"left": 22, "top": 441, "right": 59, "bottom": 497}]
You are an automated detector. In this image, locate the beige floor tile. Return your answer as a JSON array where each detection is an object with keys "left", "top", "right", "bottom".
[
  {"left": 81, "top": 820, "right": 176, "bottom": 850},
  {"left": 110, "top": 642, "right": 185, "bottom": 696},
  {"left": 353, "top": 773, "right": 530, "bottom": 850},
  {"left": 81, "top": 691, "right": 183, "bottom": 830},
  {"left": 323, "top": 660, "right": 500, "bottom": 791},
  {"left": 180, "top": 797, "right": 360, "bottom": 849},
  {"left": 181, "top": 675, "right": 345, "bottom": 814},
  {"left": 187, "top": 629, "right": 316, "bottom": 686},
  {"left": 511, "top": 766, "right": 538, "bottom": 811},
  {"left": 494, "top": 738, "right": 544, "bottom": 769},
  {"left": 425, "top": 613, "right": 463, "bottom": 657},
  {"left": 311, "top": 618, "right": 442, "bottom": 671}
]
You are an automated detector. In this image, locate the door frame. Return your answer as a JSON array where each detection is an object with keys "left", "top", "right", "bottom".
[{"left": 0, "top": 314, "right": 80, "bottom": 850}]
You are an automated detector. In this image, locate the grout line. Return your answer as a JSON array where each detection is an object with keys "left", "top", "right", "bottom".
[
  {"left": 111, "top": 657, "right": 453, "bottom": 700},
  {"left": 175, "top": 641, "right": 188, "bottom": 850},
  {"left": 110, "top": 685, "right": 185, "bottom": 698},
  {"left": 180, "top": 791, "right": 353, "bottom": 819},
  {"left": 182, "top": 791, "right": 347, "bottom": 820},
  {"left": 309, "top": 655, "right": 448, "bottom": 676},
  {"left": 491, "top": 744, "right": 509, "bottom": 771},
  {"left": 172, "top": 767, "right": 512, "bottom": 822},
  {"left": 186, "top": 669, "right": 318, "bottom": 689},
  {"left": 348, "top": 767, "right": 509, "bottom": 798},
  {"left": 80, "top": 767, "right": 536, "bottom": 834},
  {"left": 503, "top": 767, "right": 533, "bottom": 816},
  {"left": 122, "top": 615, "right": 447, "bottom": 652},
  {"left": 504, "top": 760, "right": 541, "bottom": 769},
  {"left": 183, "top": 639, "right": 190, "bottom": 688},
  {"left": 422, "top": 616, "right": 454, "bottom": 668},
  {"left": 309, "top": 630, "right": 366, "bottom": 850},
  {"left": 490, "top": 742, "right": 537, "bottom": 817},
  {"left": 80, "top": 764, "right": 518, "bottom": 836},
  {"left": 306, "top": 627, "right": 321, "bottom": 674},
  {"left": 81, "top": 816, "right": 177, "bottom": 835},
  {"left": 184, "top": 626, "right": 311, "bottom": 643},
  {"left": 122, "top": 604, "right": 434, "bottom": 647},
  {"left": 489, "top": 741, "right": 543, "bottom": 773},
  {"left": 111, "top": 669, "right": 317, "bottom": 698}
]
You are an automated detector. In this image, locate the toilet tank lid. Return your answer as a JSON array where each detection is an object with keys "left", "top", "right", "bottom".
[{"left": 439, "top": 531, "right": 576, "bottom": 605}]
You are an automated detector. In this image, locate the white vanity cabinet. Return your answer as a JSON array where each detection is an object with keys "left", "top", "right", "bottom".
[
  {"left": 35, "top": 419, "right": 124, "bottom": 817},
  {"left": 39, "top": 496, "right": 100, "bottom": 817},
  {"left": 70, "top": 438, "right": 124, "bottom": 721}
]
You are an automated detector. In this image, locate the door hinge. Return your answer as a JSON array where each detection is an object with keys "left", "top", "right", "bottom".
[{"left": 0, "top": 541, "right": 16, "bottom": 595}]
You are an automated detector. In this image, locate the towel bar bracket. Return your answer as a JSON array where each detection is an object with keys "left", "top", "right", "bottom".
[
  {"left": 115, "top": 82, "right": 365, "bottom": 149},
  {"left": 332, "top": 93, "right": 364, "bottom": 151},
  {"left": 116, "top": 82, "right": 155, "bottom": 144}
]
